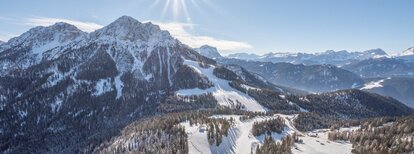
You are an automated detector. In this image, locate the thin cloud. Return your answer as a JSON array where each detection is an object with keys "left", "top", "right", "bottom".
[
  {"left": 151, "top": 21, "right": 253, "bottom": 52},
  {"left": 26, "top": 17, "right": 103, "bottom": 32},
  {"left": 0, "top": 33, "right": 18, "bottom": 42}
]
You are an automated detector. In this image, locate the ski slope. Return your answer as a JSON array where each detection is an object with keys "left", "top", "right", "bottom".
[
  {"left": 180, "top": 115, "right": 293, "bottom": 154},
  {"left": 180, "top": 114, "right": 354, "bottom": 154},
  {"left": 176, "top": 59, "right": 266, "bottom": 112}
]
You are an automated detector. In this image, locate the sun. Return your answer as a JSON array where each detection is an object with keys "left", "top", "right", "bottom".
[{"left": 150, "top": 0, "right": 212, "bottom": 22}]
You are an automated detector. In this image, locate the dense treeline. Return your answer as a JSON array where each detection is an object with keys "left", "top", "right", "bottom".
[
  {"left": 206, "top": 118, "right": 232, "bottom": 146},
  {"left": 248, "top": 89, "right": 300, "bottom": 112},
  {"left": 255, "top": 133, "right": 298, "bottom": 154},
  {"left": 294, "top": 112, "right": 333, "bottom": 131},
  {"left": 328, "top": 116, "right": 414, "bottom": 154},
  {"left": 288, "top": 90, "right": 414, "bottom": 119},
  {"left": 252, "top": 117, "right": 286, "bottom": 136},
  {"left": 92, "top": 109, "right": 266, "bottom": 153},
  {"left": 159, "top": 93, "right": 217, "bottom": 112},
  {"left": 229, "top": 81, "right": 300, "bottom": 113}
]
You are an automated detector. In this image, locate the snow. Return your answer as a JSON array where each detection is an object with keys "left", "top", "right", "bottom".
[
  {"left": 241, "top": 84, "right": 259, "bottom": 91},
  {"left": 399, "top": 47, "right": 414, "bottom": 56},
  {"left": 181, "top": 115, "right": 294, "bottom": 154},
  {"left": 18, "top": 110, "right": 28, "bottom": 118},
  {"left": 93, "top": 78, "right": 113, "bottom": 96},
  {"left": 181, "top": 114, "right": 354, "bottom": 154},
  {"left": 176, "top": 59, "right": 266, "bottom": 112},
  {"left": 351, "top": 83, "right": 359, "bottom": 88},
  {"left": 31, "top": 38, "right": 63, "bottom": 57},
  {"left": 50, "top": 99, "right": 63, "bottom": 113},
  {"left": 115, "top": 74, "right": 124, "bottom": 99},
  {"left": 360, "top": 77, "right": 391, "bottom": 90},
  {"left": 176, "top": 87, "right": 215, "bottom": 96},
  {"left": 292, "top": 130, "right": 353, "bottom": 154},
  {"left": 360, "top": 79, "right": 385, "bottom": 90}
]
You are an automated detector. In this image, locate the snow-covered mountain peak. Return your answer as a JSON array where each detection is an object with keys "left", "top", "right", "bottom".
[
  {"left": 91, "top": 16, "right": 176, "bottom": 46},
  {"left": 401, "top": 47, "right": 414, "bottom": 56},
  {"left": 323, "top": 50, "right": 349, "bottom": 54},
  {"left": 6, "top": 22, "right": 86, "bottom": 49},
  {"left": 195, "top": 45, "right": 222, "bottom": 59},
  {"left": 363, "top": 48, "right": 387, "bottom": 55}
]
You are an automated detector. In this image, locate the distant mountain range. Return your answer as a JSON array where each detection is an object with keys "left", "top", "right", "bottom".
[
  {"left": 220, "top": 58, "right": 364, "bottom": 92},
  {"left": 342, "top": 57, "right": 414, "bottom": 78},
  {"left": 198, "top": 45, "right": 414, "bottom": 108},
  {"left": 226, "top": 49, "right": 388, "bottom": 66}
]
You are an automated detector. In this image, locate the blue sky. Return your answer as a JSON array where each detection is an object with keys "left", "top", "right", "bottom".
[{"left": 1, "top": 0, "right": 413, "bottom": 55}]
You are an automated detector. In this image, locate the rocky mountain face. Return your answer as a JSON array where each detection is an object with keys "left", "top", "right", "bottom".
[
  {"left": 0, "top": 16, "right": 412, "bottom": 153},
  {"left": 0, "top": 22, "right": 86, "bottom": 74},
  {"left": 226, "top": 49, "right": 388, "bottom": 66},
  {"left": 220, "top": 59, "right": 364, "bottom": 92},
  {"left": 195, "top": 45, "right": 222, "bottom": 59},
  {"left": 342, "top": 57, "right": 414, "bottom": 78}
]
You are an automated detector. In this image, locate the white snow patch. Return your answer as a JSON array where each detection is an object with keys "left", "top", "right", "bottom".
[
  {"left": 176, "top": 87, "right": 215, "bottom": 96},
  {"left": 18, "top": 110, "right": 28, "bottom": 118},
  {"left": 241, "top": 84, "right": 259, "bottom": 91},
  {"left": 360, "top": 78, "right": 391, "bottom": 90},
  {"left": 176, "top": 60, "right": 266, "bottom": 112},
  {"left": 93, "top": 78, "right": 113, "bottom": 96},
  {"left": 50, "top": 99, "right": 63, "bottom": 113},
  {"left": 115, "top": 75, "right": 124, "bottom": 99}
]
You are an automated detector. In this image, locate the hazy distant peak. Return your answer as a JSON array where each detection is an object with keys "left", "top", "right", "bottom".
[{"left": 195, "top": 44, "right": 222, "bottom": 59}]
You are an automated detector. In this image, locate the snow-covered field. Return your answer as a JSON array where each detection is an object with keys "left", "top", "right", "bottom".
[
  {"left": 360, "top": 77, "right": 391, "bottom": 90},
  {"left": 180, "top": 114, "right": 355, "bottom": 154},
  {"left": 177, "top": 59, "right": 266, "bottom": 112},
  {"left": 292, "top": 129, "right": 353, "bottom": 154}
]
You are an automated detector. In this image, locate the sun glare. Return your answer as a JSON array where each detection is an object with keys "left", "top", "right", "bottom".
[{"left": 150, "top": 0, "right": 212, "bottom": 22}]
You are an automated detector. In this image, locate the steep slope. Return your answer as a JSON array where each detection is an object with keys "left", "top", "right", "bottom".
[
  {"left": 0, "top": 22, "right": 86, "bottom": 74},
  {"left": 176, "top": 59, "right": 266, "bottom": 112},
  {"left": 359, "top": 77, "right": 414, "bottom": 108},
  {"left": 342, "top": 57, "right": 414, "bottom": 78},
  {"left": 221, "top": 59, "right": 364, "bottom": 92},
  {"left": 288, "top": 89, "right": 414, "bottom": 119}
]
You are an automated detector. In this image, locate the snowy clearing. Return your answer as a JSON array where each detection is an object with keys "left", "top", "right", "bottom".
[
  {"left": 176, "top": 59, "right": 266, "bottom": 112},
  {"left": 360, "top": 77, "right": 391, "bottom": 90}
]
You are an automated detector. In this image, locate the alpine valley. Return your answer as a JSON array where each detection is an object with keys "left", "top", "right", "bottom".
[{"left": 1, "top": 16, "right": 413, "bottom": 154}]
